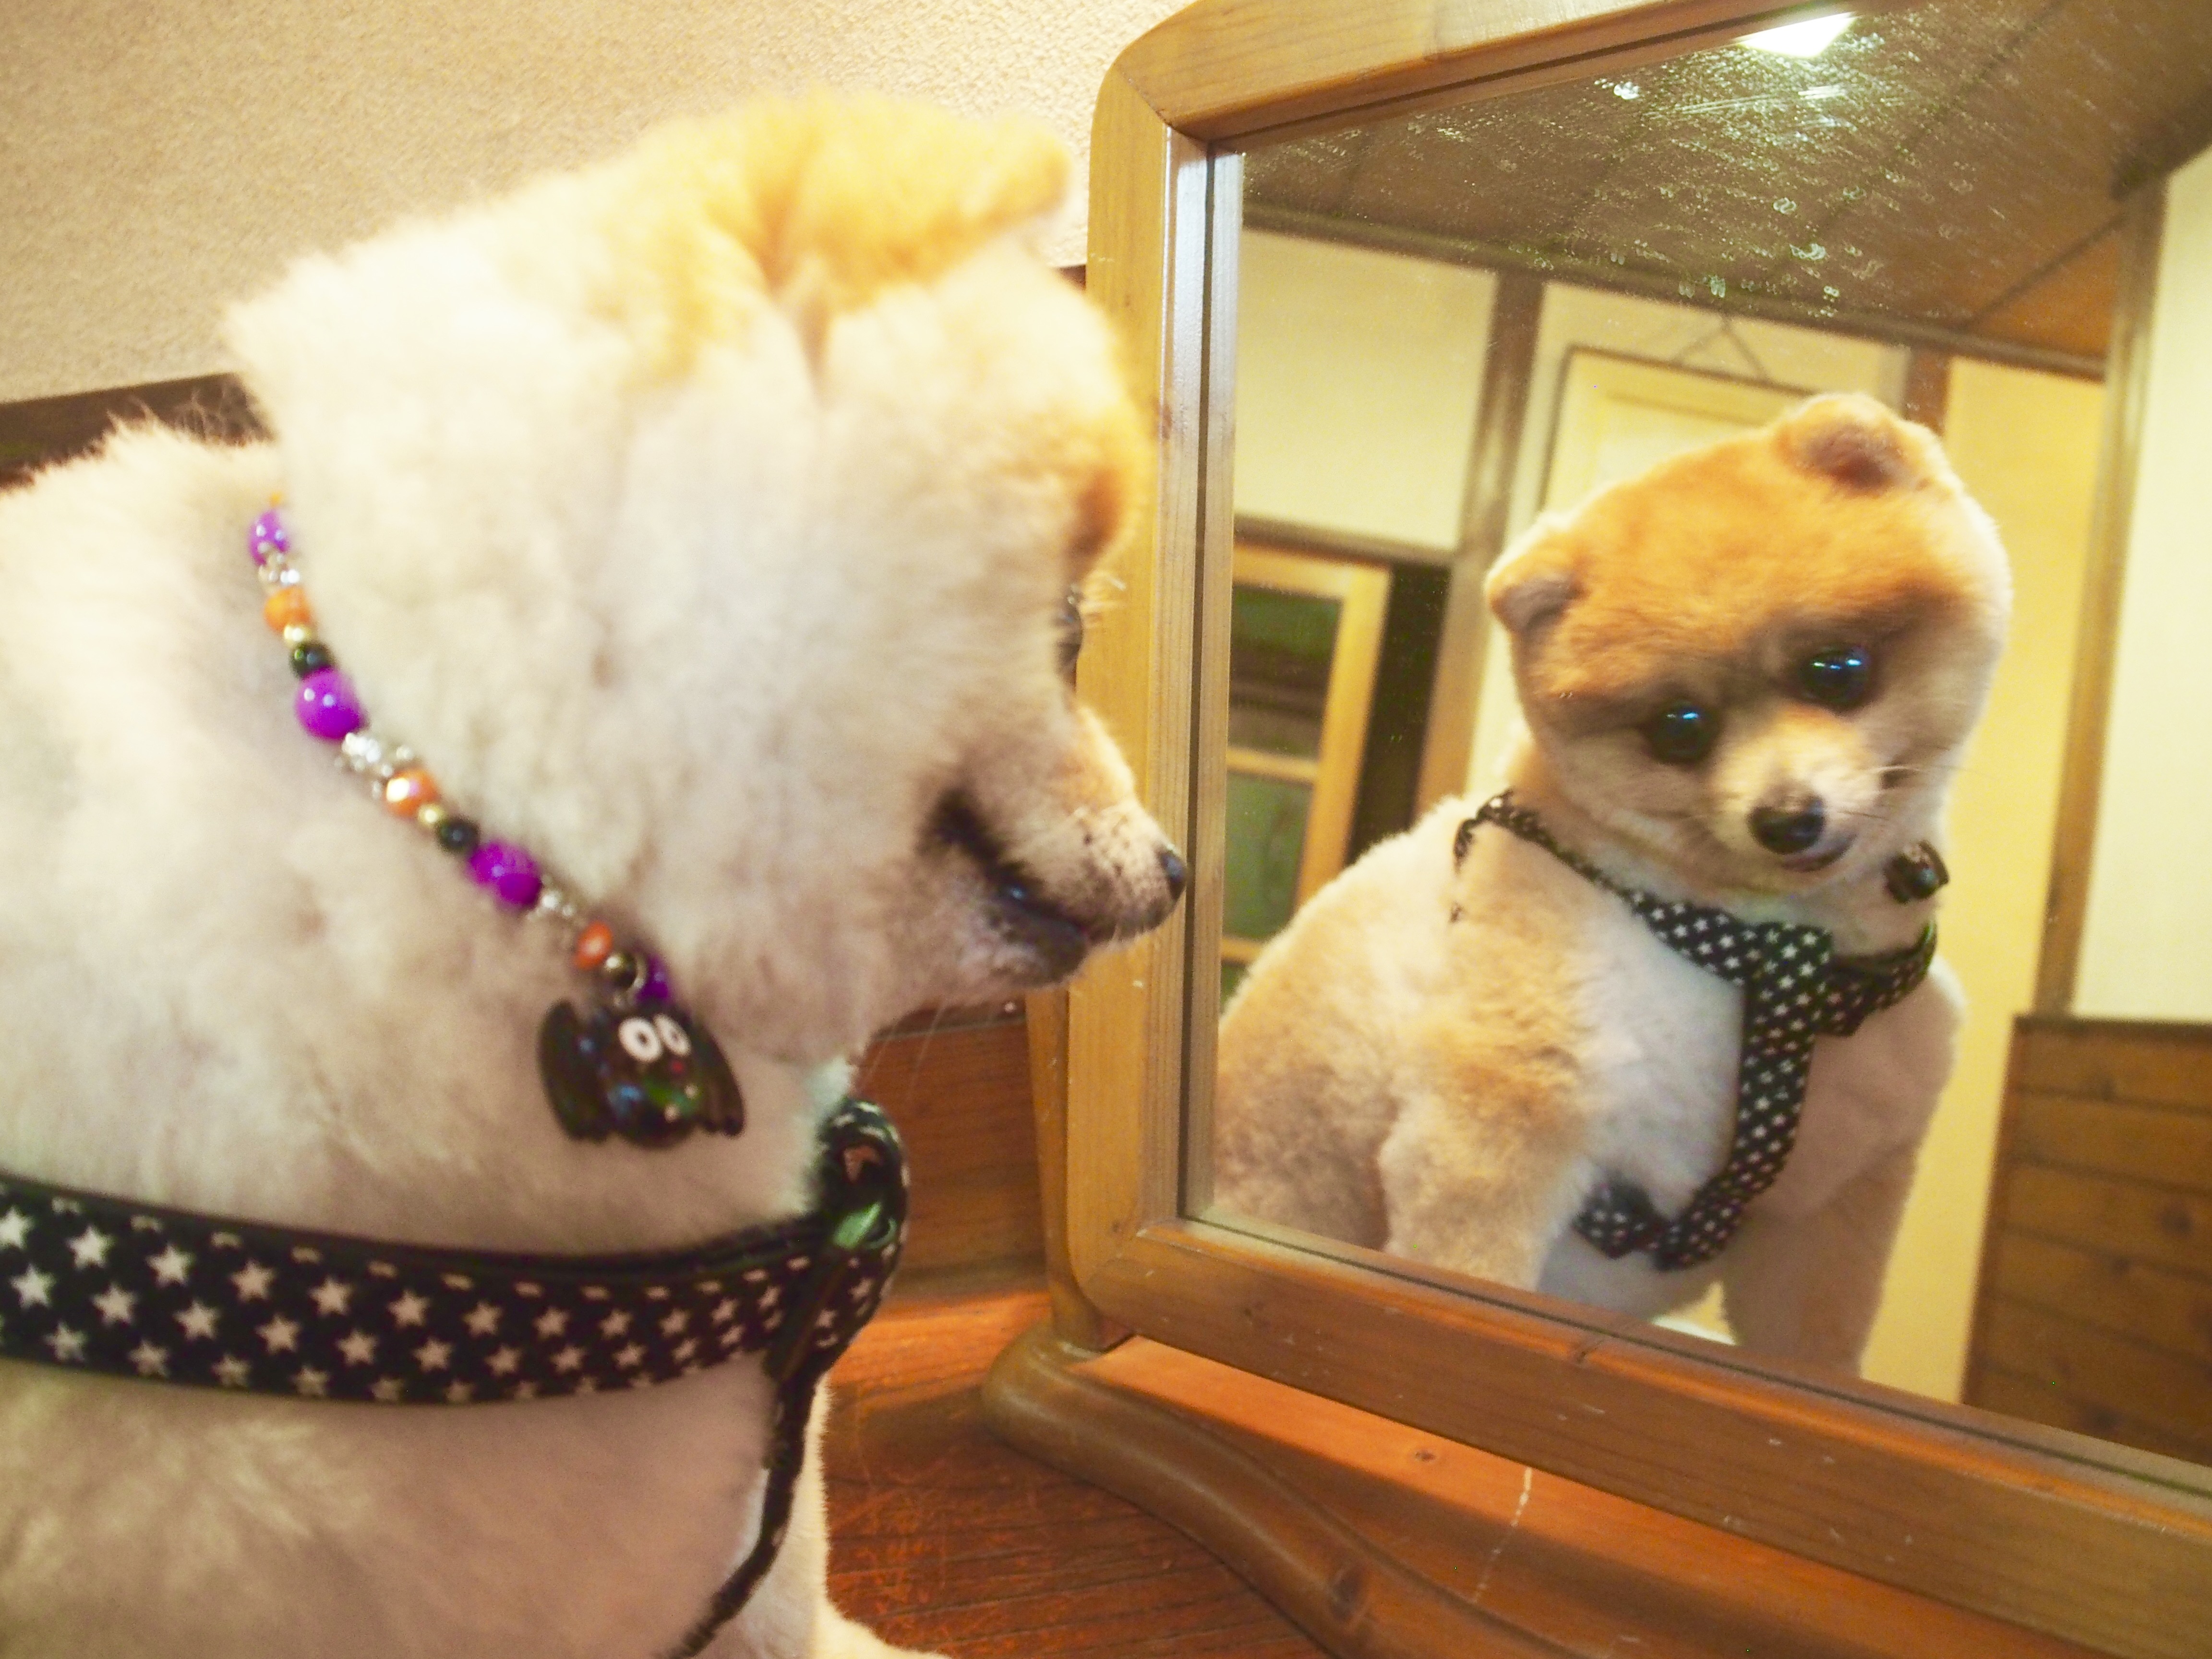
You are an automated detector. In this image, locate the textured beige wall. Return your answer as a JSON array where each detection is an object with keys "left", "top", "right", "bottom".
[{"left": 0, "top": 0, "right": 1185, "bottom": 402}]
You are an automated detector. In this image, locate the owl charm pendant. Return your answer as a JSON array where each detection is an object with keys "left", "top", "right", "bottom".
[{"left": 538, "top": 999, "right": 746, "bottom": 1148}]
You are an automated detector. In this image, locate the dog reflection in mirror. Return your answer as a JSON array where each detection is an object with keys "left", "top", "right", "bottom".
[{"left": 1214, "top": 396, "right": 2009, "bottom": 1372}]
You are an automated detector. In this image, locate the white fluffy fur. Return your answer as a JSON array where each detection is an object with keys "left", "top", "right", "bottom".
[{"left": 0, "top": 103, "right": 1176, "bottom": 1656}]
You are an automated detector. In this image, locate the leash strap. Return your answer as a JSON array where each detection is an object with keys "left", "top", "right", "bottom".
[
  {"left": 0, "top": 1097, "right": 906, "bottom": 1642},
  {"left": 1461, "top": 794, "right": 1934, "bottom": 1269}
]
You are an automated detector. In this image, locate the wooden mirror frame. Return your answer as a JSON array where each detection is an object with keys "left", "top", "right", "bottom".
[{"left": 1002, "top": 3, "right": 2212, "bottom": 1656}]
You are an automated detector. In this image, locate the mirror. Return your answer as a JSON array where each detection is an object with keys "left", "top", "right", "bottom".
[{"left": 1201, "top": 0, "right": 2212, "bottom": 1469}]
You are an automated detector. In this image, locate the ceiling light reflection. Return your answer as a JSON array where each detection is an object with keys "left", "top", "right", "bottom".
[{"left": 1743, "top": 14, "right": 1854, "bottom": 58}]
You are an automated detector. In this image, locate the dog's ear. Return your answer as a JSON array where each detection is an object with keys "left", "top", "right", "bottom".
[
  {"left": 1486, "top": 521, "right": 1578, "bottom": 637},
  {"left": 1779, "top": 393, "right": 1934, "bottom": 493},
  {"left": 602, "top": 96, "right": 1068, "bottom": 372}
]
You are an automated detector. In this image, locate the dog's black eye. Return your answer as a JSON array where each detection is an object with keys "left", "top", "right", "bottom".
[
  {"left": 1643, "top": 702, "right": 1717, "bottom": 765},
  {"left": 1057, "top": 588, "right": 1084, "bottom": 683},
  {"left": 1798, "top": 646, "right": 1872, "bottom": 709}
]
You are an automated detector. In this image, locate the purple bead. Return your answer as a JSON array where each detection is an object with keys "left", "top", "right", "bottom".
[
  {"left": 638, "top": 957, "right": 671, "bottom": 1004},
  {"left": 468, "top": 842, "right": 543, "bottom": 910},
  {"left": 249, "top": 509, "right": 289, "bottom": 566},
  {"left": 294, "top": 669, "right": 365, "bottom": 741}
]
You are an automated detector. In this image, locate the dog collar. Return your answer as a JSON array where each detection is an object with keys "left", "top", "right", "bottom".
[
  {"left": 248, "top": 504, "right": 746, "bottom": 1151},
  {"left": 1457, "top": 793, "right": 1936, "bottom": 1271},
  {"left": 0, "top": 1096, "right": 905, "bottom": 1651}
]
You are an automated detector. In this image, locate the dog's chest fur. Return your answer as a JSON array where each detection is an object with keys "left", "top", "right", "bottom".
[{"left": 1472, "top": 835, "right": 1961, "bottom": 1316}]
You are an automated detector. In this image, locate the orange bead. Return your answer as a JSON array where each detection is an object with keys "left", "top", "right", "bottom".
[
  {"left": 382, "top": 767, "right": 438, "bottom": 818},
  {"left": 263, "top": 587, "right": 313, "bottom": 632},
  {"left": 573, "top": 922, "right": 615, "bottom": 972}
]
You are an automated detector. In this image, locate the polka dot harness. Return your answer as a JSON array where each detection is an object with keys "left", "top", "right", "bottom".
[{"left": 1458, "top": 793, "right": 1938, "bottom": 1272}]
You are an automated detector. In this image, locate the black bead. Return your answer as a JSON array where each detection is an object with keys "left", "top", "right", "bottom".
[
  {"left": 436, "top": 816, "right": 480, "bottom": 854},
  {"left": 289, "top": 642, "right": 335, "bottom": 678}
]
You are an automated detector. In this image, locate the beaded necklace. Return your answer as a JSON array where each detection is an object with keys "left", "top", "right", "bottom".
[{"left": 249, "top": 503, "right": 745, "bottom": 1150}]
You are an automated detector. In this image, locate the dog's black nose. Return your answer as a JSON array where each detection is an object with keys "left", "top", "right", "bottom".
[
  {"left": 1158, "top": 844, "right": 1188, "bottom": 906},
  {"left": 1751, "top": 802, "right": 1826, "bottom": 855}
]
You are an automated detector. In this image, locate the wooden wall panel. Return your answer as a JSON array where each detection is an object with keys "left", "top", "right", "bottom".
[
  {"left": 855, "top": 1005, "right": 1044, "bottom": 1283},
  {"left": 1967, "top": 1017, "right": 2212, "bottom": 1465}
]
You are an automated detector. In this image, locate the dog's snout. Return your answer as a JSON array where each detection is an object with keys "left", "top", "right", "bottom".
[
  {"left": 1158, "top": 844, "right": 1188, "bottom": 908},
  {"left": 1750, "top": 801, "right": 1826, "bottom": 855}
]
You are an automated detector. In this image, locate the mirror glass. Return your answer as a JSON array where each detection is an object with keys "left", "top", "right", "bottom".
[{"left": 1203, "top": 0, "right": 2212, "bottom": 1468}]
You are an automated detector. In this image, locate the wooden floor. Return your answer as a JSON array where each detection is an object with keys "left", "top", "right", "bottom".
[{"left": 822, "top": 1282, "right": 1331, "bottom": 1659}]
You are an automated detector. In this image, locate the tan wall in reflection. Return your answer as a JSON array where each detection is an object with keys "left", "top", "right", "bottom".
[
  {"left": 1861, "top": 360, "right": 2104, "bottom": 1400},
  {"left": 2075, "top": 145, "right": 2212, "bottom": 1021},
  {"left": 1233, "top": 230, "right": 1495, "bottom": 550}
]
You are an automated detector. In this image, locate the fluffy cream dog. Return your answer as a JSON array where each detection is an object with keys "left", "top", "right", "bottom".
[
  {"left": 1214, "top": 396, "right": 2007, "bottom": 1372},
  {"left": 0, "top": 100, "right": 1181, "bottom": 1656}
]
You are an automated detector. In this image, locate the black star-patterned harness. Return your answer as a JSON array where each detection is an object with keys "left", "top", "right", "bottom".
[
  {"left": 1457, "top": 793, "right": 1938, "bottom": 1271},
  {"left": 0, "top": 1095, "right": 905, "bottom": 1657}
]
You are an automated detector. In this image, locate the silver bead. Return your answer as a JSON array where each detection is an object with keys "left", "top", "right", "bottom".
[{"left": 339, "top": 731, "right": 386, "bottom": 774}]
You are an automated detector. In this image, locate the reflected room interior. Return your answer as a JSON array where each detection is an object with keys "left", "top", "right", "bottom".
[{"left": 1201, "top": 0, "right": 2212, "bottom": 1467}]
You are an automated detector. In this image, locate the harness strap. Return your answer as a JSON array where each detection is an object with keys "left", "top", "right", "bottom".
[
  {"left": 0, "top": 1096, "right": 906, "bottom": 1647},
  {"left": 1461, "top": 794, "right": 1934, "bottom": 1270}
]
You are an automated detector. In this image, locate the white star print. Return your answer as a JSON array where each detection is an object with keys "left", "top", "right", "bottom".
[
  {"left": 0, "top": 1209, "right": 29, "bottom": 1250},
  {"left": 310, "top": 1277, "right": 354, "bottom": 1317},
  {"left": 210, "top": 1230, "right": 241, "bottom": 1250},
  {"left": 613, "top": 1342, "right": 645, "bottom": 1370},
  {"left": 46, "top": 1324, "right": 86, "bottom": 1362},
  {"left": 68, "top": 1227, "right": 113, "bottom": 1268},
  {"left": 534, "top": 1307, "right": 568, "bottom": 1338},
  {"left": 258, "top": 1316, "right": 300, "bottom": 1353},
  {"left": 414, "top": 1338, "right": 452, "bottom": 1372},
  {"left": 487, "top": 1346, "right": 521, "bottom": 1376},
  {"left": 12, "top": 1266, "right": 53, "bottom": 1308},
  {"left": 294, "top": 1368, "right": 329, "bottom": 1398},
  {"left": 338, "top": 1330, "right": 378, "bottom": 1366},
  {"left": 552, "top": 1345, "right": 585, "bottom": 1373},
  {"left": 389, "top": 1291, "right": 429, "bottom": 1327},
  {"left": 600, "top": 1309, "right": 631, "bottom": 1338},
  {"left": 444, "top": 1381, "right": 473, "bottom": 1403},
  {"left": 148, "top": 1244, "right": 193, "bottom": 1285},
  {"left": 441, "top": 1273, "right": 472, "bottom": 1291},
  {"left": 659, "top": 1309, "right": 689, "bottom": 1337},
  {"left": 176, "top": 1301, "right": 219, "bottom": 1340},
  {"left": 673, "top": 1337, "right": 698, "bottom": 1362},
  {"left": 215, "top": 1354, "right": 251, "bottom": 1387},
  {"left": 92, "top": 1284, "right": 137, "bottom": 1325},
  {"left": 710, "top": 1298, "right": 737, "bottom": 1325},
  {"left": 231, "top": 1262, "right": 274, "bottom": 1301},
  {"left": 463, "top": 1302, "right": 500, "bottom": 1336},
  {"left": 371, "top": 1377, "right": 405, "bottom": 1402},
  {"left": 512, "top": 1381, "right": 540, "bottom": 1400},
  {"left": 290, "top": 1246, "right": 322, "bottom": 1264},
  {"left": 129, "top": 1341, "right": 169, "bottom": 1376}
]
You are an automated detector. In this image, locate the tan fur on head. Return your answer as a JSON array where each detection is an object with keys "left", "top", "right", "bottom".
[
  {"left": 1487, "top": 392, "right": 2010, "bottom": 895},
  {"left": 599, "top": 95, "right": 1069, "bottom": 372}
]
